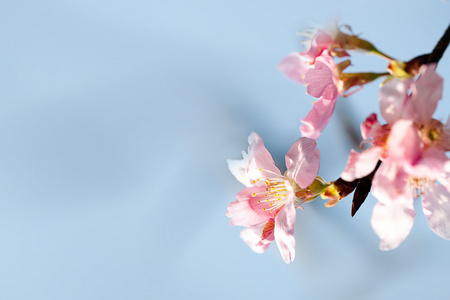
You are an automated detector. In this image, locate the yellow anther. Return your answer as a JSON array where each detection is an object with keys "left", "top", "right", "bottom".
[
  {"left": 263, "top": 208, "right": 266, "bottom": 211},
  {"left": 251, "top": 180, "right": 256, "bottom": 184},
  {"left": 257, "top": 201, "right": 261, "bottom": 203},
  {"left": 252, "top": 193, "right": 256, "bottom": 197}
]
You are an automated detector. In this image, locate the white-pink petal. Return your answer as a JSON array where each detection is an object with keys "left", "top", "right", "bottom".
[
  {"left": 278, "top": 52, "right": 310, "bottom": 84},
  {"left": 285, "top": 137, "right": 320, "bottom": 188},
  {"left": 228, "top": 156, "right": 252, "bottom": 187},
  {"left": 228, "top": 132, "right": 280, "bottom": 187},
  {"left": 274, "top": 199, "right": 296, "bottom": 263},
  {"left": 379, "top": 78, "right": 408, "bottom": 125},
  {"left": 247, "top": 132, "right": 281, "bottom": 177},
  {"left": 422, "top": 183, "right": 450, "bottom": 240},
  {"left": 445, "top": 160, "right": 450, "bottom": 173},
  {"left": 372, "top": 162, "right": 409, "bottom": 205},
  {"left": 371, "top": 198, "right": 415, "bottom": 250},
  {"left": 240, "top": 224, "right": 272, "bottom": 254},
  {"left": 340, "top": 147, "right": 383, "bottom": 182},
  {"left": 300, "top": 98, "right": 336, "bottom": 139}
]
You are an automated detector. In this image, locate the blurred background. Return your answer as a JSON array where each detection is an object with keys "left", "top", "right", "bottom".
[{"left": 0, "top": 0, "right": 449, "bottom": 299}]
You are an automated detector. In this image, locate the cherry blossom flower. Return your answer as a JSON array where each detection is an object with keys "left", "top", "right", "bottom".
[
  {"left": 227, "top": 132, "right": 320, "bottom": 263},
  {"left": 340, "top": 64, "right": 450, "bottom": 250},
  {"left": 278, "top": 30, "right": 340, "bottom": 139}
]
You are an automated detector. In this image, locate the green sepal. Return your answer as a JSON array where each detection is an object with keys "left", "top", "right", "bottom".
[{"left": 292, "top": 176, "right": 330, "bottom": 205}]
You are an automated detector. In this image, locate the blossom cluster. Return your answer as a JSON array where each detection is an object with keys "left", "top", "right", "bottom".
[{"left": 227, "top": 24, "right": 450, "bottom": 263}]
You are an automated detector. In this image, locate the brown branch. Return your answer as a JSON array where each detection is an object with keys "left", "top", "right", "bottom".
[{"left": 427, "top": 22, "right": 450, "bottom": 64}]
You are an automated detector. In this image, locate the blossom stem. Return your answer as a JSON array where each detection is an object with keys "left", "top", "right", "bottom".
[
  {"left": 344, "top": 34, "right": 395, "bottom": 61},
  {"left": 340, "top": 72, "right": 390, "bottom": 79},
  {"left": 339, "top": 72, "right": 390, "bottom": 95},
  {"left": 427, "top": 22, "right": 450, "bottom": 64},
  {"left": 370, "top": 49, "right": 396, "bottom": 62}
]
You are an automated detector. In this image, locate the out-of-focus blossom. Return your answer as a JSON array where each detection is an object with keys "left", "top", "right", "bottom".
[
  {"left": 227, "top": 132, "right": 321, "bottom": 263},
  {"left": 278, "top": 30, "right": 340, "bottom": 139},
  {"left": 340, "top": 64, "right": 450, "bottom": 250},
  {"left": 279, "top": 26, "right": 388, "bottom": 139}
]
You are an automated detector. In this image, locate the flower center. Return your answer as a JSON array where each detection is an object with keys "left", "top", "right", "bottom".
[
  {"left": 251, "top": 175, "right": 289, "bottom": 214},
  {"left": 419, "top": 119, "right": 450, "bottom": 151}
]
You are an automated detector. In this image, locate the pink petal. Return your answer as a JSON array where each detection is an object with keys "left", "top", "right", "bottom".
[
  {"left": 360, "top": 113, "right": 380, "bottom": 140},
  {"left": 387, "top": 120, "right": 421, "bottom": 165},
  {"left": 407, "top": 147, "right": 447, "bottom": 179},
  {"left": 378, "top": 78, "right": 408, "bottom": 124},
  {"left": 303, "top": 30, "right": 333, "bottom": 60},
  {"left": 274, "top": 199, "right": 296, "bottom": 263},
  {"left": 300, "top": 98, "right": 336, "bottom": 139},
  {"left": 278, "top": 53, "right": 311, "bottom": 84},
  {"left": 260, "top": 218, "right": 276, "bottom": 241},
  {"left": 304, "top": 60, "right": 338, "bottom": 100},
  {"left": 226, "top": 185, "right": 272, "bottom": 227},
  {"left": 340, "top": 147, "right": 383, "bottom": 182},
  {"left": 445, "top": 160, "right": 450, "bottom": 173},
  {"left": 423, "top": 183, "right": 450, "bottom": 240},
  {"left": 438, "top": 168, "right": 450, "bottom": 192},
  {"left": 315, "top": 52, "right": 337, "bottom": 71},
  {"left": 371, "top": 198, "right": 415, "bottom": 250},
  {"left": 285, "top": 137, "right": 320, "bottom": 188},
  {"left": 240, "top": 224, "right": 272, "bottom": 254},
  {"left": 407, "top": 64, "right": 443, "bottom": 124},
  {"left": 372, "top": 162, "right": 409, "bottom": 205},
  {"left": 228, "top": 132, "right": 281, "bottom": 187},
  {"left": 247, "top": 132, "right": 281, "bottom": 178}
]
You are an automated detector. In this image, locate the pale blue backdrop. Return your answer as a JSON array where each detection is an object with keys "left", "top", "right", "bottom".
[{"left": 0, "top": 0, "right": 449, "bottom": 299}]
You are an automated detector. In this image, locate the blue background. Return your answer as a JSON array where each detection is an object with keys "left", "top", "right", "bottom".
[{"left": 0, "top": 1, "right": 449, "bottom": 299}]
